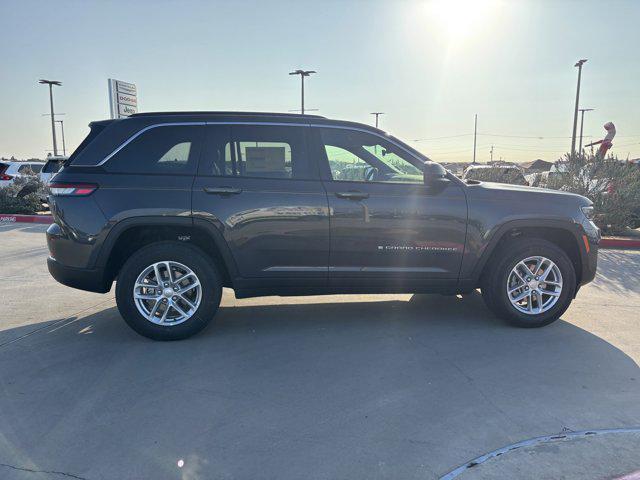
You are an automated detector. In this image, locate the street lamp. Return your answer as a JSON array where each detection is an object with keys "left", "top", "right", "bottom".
[
  {"left": 570, "top": 59, "right": 587, "bottom": 156},
  {"left": 39, "top": 79, "right": 62, "bottom": 156},
  {"left": 55, "top": 120, "right": 66, "bottom": 156},
  {"left": 578, "top": 108, "right": 594, "bottom": 154},
  {"left": 370, "top": 112, "right": 384, "bottom": 129},
  {"left": 289, "top": 69, "right": 316, "bottom": 115}
]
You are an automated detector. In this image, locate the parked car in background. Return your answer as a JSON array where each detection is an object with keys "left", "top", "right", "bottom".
[
  {"left": 526, "top": 170, "right": 567, "bottom": 188},
  {"left": 40, "top": 156, "right": 66, "bottom": 185},
  {"left": 0, "top": 161, "right": 45, "bottom": 188},
  {"left": 462, "top": 164, "right": 528, "bottom": 185},
  {"left": 39, "top": 156, "right": 67, "bottom": 202}
]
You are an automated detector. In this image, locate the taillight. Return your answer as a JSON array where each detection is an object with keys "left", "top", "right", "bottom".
[
  {"left": 49, "top": 182, "right": 98, "bottom": 196},
  {"left": 0, "top": 164, "right": 11, "bottom": 181}
]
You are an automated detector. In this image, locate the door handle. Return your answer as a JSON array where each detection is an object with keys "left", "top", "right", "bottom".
[
  {"left": 203, "top": 186, "right": 243, "bottom": 195},
  {"left": 335, "top": 191, "right": 369, "bottom": 200}
]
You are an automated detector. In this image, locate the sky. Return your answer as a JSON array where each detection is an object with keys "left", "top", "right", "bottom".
[{"left": 1, "top": 0, "right": 639, "bottom": 163}]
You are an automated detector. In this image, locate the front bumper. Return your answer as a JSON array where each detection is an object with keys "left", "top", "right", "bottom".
[
  {"left": 47, "top": 256, "right": 111, "bottom": 293},
  {"left": 578, "top": 220, "right": 600, "bottom": 287}
]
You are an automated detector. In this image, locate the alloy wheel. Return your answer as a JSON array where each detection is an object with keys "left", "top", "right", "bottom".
[
  {"left": 506, "top": 255, "right": 563, "bottom": 315},
  {"left": 132, "top": 261, "right": 202, "bottom": 326}
]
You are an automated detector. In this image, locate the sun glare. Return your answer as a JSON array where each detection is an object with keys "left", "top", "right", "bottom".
[{"left": 428, "top": 0, "right": 498, "bottom": 41}]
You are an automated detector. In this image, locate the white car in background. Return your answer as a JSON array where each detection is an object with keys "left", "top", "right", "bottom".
[
  {"left": 40, "top": 156, "right": 66, "bottom": 185},
  {"left": 0, "top": 161, "right": 45, "bottom": 188}
]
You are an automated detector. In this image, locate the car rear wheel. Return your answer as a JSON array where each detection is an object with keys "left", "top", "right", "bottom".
[
  {"left": 115, "top": 242, "right": 222, "bottom": 340},
  {"left": 481, "top": 238, "right": 576, "bottom": 328}
]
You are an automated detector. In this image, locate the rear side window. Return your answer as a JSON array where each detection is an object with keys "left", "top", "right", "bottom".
[
  {"left": 43, "top": 160, "right": 62, "bottom": 173},
  {"left": 18, "top": 164, "right": 42, "bottom": 174},
  {"left": 105, "top": 125, "right": 203, "bottom": 175},
  {"left": 203, "top": 125, "right": 313, "bottom": 180},
  {"left": 66, "top": 123, "right": 108, "bottom": 165}
]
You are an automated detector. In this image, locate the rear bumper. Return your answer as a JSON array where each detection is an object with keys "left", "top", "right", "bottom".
[{"left": 47, "top": 256, "right": 111, "bottom": 294}]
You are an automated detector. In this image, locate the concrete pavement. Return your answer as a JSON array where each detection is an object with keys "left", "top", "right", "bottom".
[{"left": 1, "top": 223, "right": 639, "bottom": 479}]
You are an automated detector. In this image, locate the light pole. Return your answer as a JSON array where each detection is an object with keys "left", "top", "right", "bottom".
[
  {"left": 578, "top": 108, "right": 594, "bottom": 154},
  {"left": 55, "top": 120, "right": 66, "bottom": 156},
  {"left": 370, "top": 112, "right": 384, "bottom": 129},
  {"left": 473, "top": 113, "right": 478, "bottom": 164},
  {"left": 570, "top": 59, "right": 587, "bottom": 156},
  {"left": 39, "top": 79, "right": 62, "bottom": 156},
  {"left": 289, "top": 69, "right": 316, "bottom": 115}
]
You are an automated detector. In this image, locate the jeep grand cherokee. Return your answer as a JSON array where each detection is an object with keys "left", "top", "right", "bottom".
[{"left": 46, "top": 112, "right": 600, "bottom": 340}]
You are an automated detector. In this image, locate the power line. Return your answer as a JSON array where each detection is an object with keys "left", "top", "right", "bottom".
[{"left": 413, "top": 132, "right": 593, "bottom": 142}]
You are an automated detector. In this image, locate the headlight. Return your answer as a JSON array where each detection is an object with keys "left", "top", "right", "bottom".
[{"left": 581, "top": 205, "right": 594, "bottom": 220}]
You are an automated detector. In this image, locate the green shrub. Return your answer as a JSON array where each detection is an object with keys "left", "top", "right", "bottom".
[
  {"left": 547, "top": 153, "right": 640, "bottom": 235},
  {"left": 0, "top": 175, "right": 45, "bottom": 215}
]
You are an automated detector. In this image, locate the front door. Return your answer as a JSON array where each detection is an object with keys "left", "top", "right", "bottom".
[
  {"left": 192, "top": 124, "right": 330, "bottom": 289},
  {"left": 312, "top": 126, "right": 467, "bottom": 289}
]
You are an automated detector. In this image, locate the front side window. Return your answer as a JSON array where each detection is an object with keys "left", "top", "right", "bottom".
[
  {"left": 105, "top": 125, "right": 203, "bottom": 174},
  {"left": 320, "top": 128, "right": 423, "bottom": 184},
  {"left": 207, "top": 125, "right": 313, "bottom": 179}
]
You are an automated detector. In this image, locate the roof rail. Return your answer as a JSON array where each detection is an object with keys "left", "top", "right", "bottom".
[{"left": 129, "top": 111, "right": 326, "bottom": 119}]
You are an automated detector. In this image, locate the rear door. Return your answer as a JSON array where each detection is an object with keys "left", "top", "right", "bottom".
[
  {"left": 192, "top": 123, "right": 330, "bottom": 288},
  {"left": 312, "top": 126, "right": 467, "bottom": 289}
]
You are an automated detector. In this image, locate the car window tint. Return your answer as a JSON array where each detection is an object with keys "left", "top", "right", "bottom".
[
  {"left": 105, "top": 125, "right": 203, "bottom": 175},
  {"left": 319, "top": 128, "right": 423, "bottom": 184},
  {"left": 207, "top": 125, "right": 312, "bottom": 180},
  {"left": 18, "top": 164, "right": 38, "bottom": 174}
]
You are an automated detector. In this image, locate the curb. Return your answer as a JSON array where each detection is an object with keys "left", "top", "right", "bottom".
[
  {"left": 600, "top": 238, "right": 640, "bottom": 249},
  {"left": 0, "top": 214, "right": 54, "bottom": 224}
]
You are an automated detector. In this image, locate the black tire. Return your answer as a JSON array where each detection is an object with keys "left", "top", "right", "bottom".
[
  {"left": 481, "top": 238, "right": 576, "bottom": 328},
  {"left": 115, "top": 242, "right": 222, "bottom": 340}
]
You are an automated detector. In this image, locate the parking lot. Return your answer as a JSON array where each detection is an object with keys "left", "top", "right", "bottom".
[{"left": 1, "top": 222, "right": 640, "bottom": 479}]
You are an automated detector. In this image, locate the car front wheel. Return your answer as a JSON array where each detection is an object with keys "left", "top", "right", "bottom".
[{"left": 482, "top": 238, "right": 576, "bottom": 328}]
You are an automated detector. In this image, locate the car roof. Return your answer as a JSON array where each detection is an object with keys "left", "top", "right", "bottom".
[{"left": 3, "top": 161, "right": 44, "bottom": 166}]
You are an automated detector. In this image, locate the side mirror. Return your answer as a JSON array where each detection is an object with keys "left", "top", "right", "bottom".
[{"left": 423, "top": 161, "right": 449, "bottom": 187}]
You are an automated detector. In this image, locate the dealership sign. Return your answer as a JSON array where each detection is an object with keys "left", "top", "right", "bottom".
[{"left": 108, "top": 79, "right": 138, "bottom": 118}]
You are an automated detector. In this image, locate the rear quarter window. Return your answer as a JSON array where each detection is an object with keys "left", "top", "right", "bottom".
[{"left": 105, "top": 125, "right": 204, "bottom": 175}]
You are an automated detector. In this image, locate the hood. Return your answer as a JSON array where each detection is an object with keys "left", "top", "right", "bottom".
[{"left": 469, "top": 180, "right": 592, "bottom": 206}]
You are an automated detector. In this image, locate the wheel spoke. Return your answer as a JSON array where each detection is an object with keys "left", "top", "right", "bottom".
[
  {"left": 179, "top": 294, "right": 196, "bottom": 309},
  {"left": 135, "top": 292, "right": 159, "bottom": 300},
  {"left": 171, "top": 301, "right": 190, "bottom": 318},
  {"left": 164, "top": 262, "right": 173, "bottom": 283},
  {"left": 148, "top": 299, "right": 161, "bottom": 319},
  {"left": 512, "top": 290, "right": 529, "bottom": 302},
  {"left": 153, "top": 264, "right": 162, "bottom": 285},
  {"left": 517, "top": 262, "right": 530, "bottom": 277},
  {"left": 540, "top": 262, "right": 554, "bottom": 281},
  {"left": 532, "top": 258, "right": 545, "bottom": 275},
  {"left": 539, "top": 288, "right": 560, "bottom": 297},
  {"left": 158, "top": 304, "right": 169, "bottom": 324},
  {"left": 178, "top": 281, "right": 200, "bottom": 295}
]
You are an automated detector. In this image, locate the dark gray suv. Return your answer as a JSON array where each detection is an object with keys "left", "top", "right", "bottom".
[{"left": 46, "top": 112, "right": 600, "bottom": 340}]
